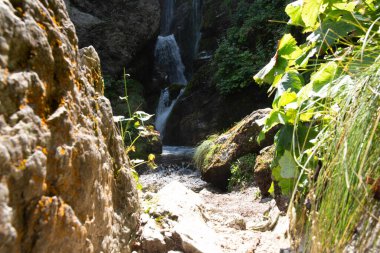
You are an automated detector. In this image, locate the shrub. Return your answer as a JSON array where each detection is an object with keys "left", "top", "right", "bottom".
[{"left": 212, "top": 0, "right": 288, "bottom": 95}]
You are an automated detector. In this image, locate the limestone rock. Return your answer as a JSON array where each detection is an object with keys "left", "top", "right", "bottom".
[
  {"left": 196, "top": 109, "right": 277, "bottom": 189},
  {"left": 140, "top": 181, "right": 221, "bottom": 253},
  {"left": 0, "top": 1, "right": 139, "bottom": 252}
]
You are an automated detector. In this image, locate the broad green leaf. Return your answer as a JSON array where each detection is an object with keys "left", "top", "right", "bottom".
[
  {"left": 302, "top": 0, "right": 323, "bottom": 30},
  {"left": 310, "top": 62, "right": 338, "bottom": 95},
  {"left": 254, "top": 34, "right": 301, "bottom": 85},
  {"left": 278, "top": 34, "right": 303, "bottom": 60},
  {"left": 134, "top": 111, "right": 154, "bottom": 121},
  {"left": 272, "top": 166, "right": 294, "bottom": 195},
  {"left": 278, "top": 150, "right": 297, "bottom": 178},
  {"left": 307, "top": 10, "right": 361, "bottom": 52},
  {"left": 254, "top": 57, "right": 276, "bottom": 84},
  {"left": 278, "top": 91, "right": 298, "bottom": 107},
  {"left": 295, "top": 46, "right": 318, "bottom": 68},
  {"left": 275, "top": 125, "right": 293, "bottom": 152},
  {"left": 285, "top": 108, "right": 298, "bottom": 124},
  {"left": 300, "top": 109, "right": 314, "bottom": 121},
  {"left": 285, "top": 0, "right": 305, "bottom": 26},
  {"left": 268, "top": 182, "right": 275, "bottom": 195},
  {"left": 331, "top": 2, "right": 357, "bottom": 12},
  {"left": 275, "top": 70, "right": 304, "bottom": 97}
]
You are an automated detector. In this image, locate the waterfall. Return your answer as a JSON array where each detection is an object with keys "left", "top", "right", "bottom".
[
  {"left": 192, "top": 0, "right": 202, "bottom": 58},
  {"left": 154, "top": 0, "right": 203, "bottom": 139},
  {"left": 154, "top": 35, "right": 187, "bottom": 85},
  {"left": 155, "top": 88, "right": 184, "bottom": 136},
  {"left": 160, "top": 0, "right": 174, "bottom": 35}
]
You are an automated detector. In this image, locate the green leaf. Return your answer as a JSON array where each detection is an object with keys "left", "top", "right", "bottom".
[
  {"left": 272, "top": 166, "right": 294, "bottom": 195},
  {"left": 278, "top": 91, "right": 298, "bottom": 108},
  {"left": 278, "top": 150, "right": 297, "bottom": 178},
  {"left": 300, "top": 109, "right": 314, "bottom": 122},
  {"left": 276, "top": 71, "right": 304, "bottom": 97},
  {"left": 254, "top": 57, "right": 277, "bottom": 85},
  {"left": 268, "top": 182, "right": 275, "bottom": 196},
  {"left": 134, "top": 111, "right": 154, "bottom": 121},
  {"left": 286, "top": 0, "right": 305, "bottom": 27},
  {"left": 310, "top": 61, "right": 338, "bottom": 95},
  {"left": 254, "top": 34, "right": 301, "bottom": 85},
  {"left": 307, "top": 10, "right": 361, "bottom": 52},
  {"left": 278, "top": 34, "right": 303, "bottom": 60},
  {"left": 302, "top": 0, "right": 323, "bottom": 30}
]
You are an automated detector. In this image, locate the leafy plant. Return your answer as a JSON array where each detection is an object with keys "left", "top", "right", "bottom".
[
  {"left": 212, "top": 0, "right": 288, "bottom": 95},
  {"left": 228, "top": 153, "right": 256, "bottom": 191},
  {"left": 254, "top": 0, "right": 379, "bottom": 250},
  {"left": 111, "top": 70, "right": 158, "bottom": 188}
]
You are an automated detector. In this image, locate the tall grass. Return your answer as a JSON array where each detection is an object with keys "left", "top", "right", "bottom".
[{"left": 296, "top": 51, "right": 380, "bottom": 252}]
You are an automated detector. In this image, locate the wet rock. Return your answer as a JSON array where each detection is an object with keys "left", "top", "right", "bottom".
[
  {"left": 0, "top": 1, "right": 139, "bottom": 252},
  {"left": 254, "top": 145, "right": 275, "bottom": 197},
  {"left": 196, "top": 109, "right": 277, "bottom": 190}
]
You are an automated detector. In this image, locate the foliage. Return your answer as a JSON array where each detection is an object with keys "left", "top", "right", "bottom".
[
  {"left": 255, "top": 0, "right": 379, "bottom": 250},
  {"left": 104, "top": 75, "right": 146, "bottom": 115},
  {"left": 213, "top": 0, "right": 288, "bottom": 95},
  {"left": 228, "top": 153, "right": 256, "bottom": 191},
  {"left": 110, "top": 70, "right": 157, "bottom": 188}
]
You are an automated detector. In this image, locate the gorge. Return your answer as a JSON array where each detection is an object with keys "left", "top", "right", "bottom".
[{"left": 1, "top": 0, "right": 379, "bottom": 252}]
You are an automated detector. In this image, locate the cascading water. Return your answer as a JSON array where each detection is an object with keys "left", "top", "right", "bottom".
[
  {"left": 154, "top": 0, "right": 202, "bottom": 139},
  {"left": 154, "top": 35, "right": 187, "bottom": 85},
  {"left": 191, "top": 0, "right": 202, "bottom": 59},
  {"left": 155, "top": 88, "right": 184, "bottom": 136}
]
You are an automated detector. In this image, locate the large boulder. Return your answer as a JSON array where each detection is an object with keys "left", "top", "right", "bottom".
[
  {"left": 194, "top": 109, "right": 276, "bottom": 190},
  {"left": 0, "top": 1, "right": 139, "bottom": 252},
  {"left": 64, "top": 0, "right": 160, "bottom": 78}
]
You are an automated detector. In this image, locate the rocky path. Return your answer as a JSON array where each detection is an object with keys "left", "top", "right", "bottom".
[{"left": 135, "top": 147, "right": 290, "bottom": 253}]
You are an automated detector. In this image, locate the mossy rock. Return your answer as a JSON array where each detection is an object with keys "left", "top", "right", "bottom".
[{"left": 193, "top": 108, "right": 276, "bottom": 190}]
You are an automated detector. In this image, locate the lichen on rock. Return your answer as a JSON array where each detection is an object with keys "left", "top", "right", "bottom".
[{"left": 0, "top": 1, "right": 139, "bottom": 252}]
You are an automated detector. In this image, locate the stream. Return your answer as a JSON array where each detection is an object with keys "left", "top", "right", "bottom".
[{"left": 137, "top": 146, "right": 291, "bottom": 253}]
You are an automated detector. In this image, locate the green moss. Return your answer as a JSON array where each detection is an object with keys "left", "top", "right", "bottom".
[{"left": 193, "top": 134, "right": 219, "bottom": 170}]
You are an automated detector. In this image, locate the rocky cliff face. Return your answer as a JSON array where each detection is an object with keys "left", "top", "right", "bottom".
[
  {"left": 0, "top": 1, "right": 139, "bottom": 252},
  {"left": 64, "top": 0, "right": 160, "bottom": 78}
]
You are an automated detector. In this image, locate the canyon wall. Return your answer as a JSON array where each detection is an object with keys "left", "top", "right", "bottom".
[{"left": 0, "top": 0, "right": 139, "bottom": 252}]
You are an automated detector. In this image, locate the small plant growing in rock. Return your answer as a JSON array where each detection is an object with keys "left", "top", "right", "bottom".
[
  {"left": 228, "top": 153, "right": 256, "bottom": 191},
  {"left": 112, "top": 69, "right": 158, "bottom": 188}
]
